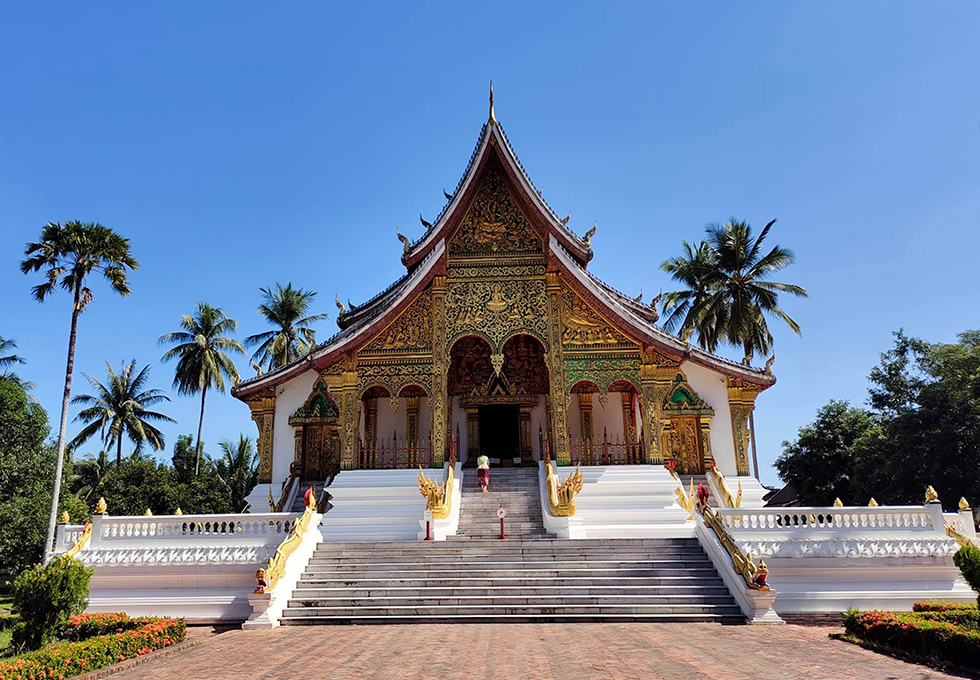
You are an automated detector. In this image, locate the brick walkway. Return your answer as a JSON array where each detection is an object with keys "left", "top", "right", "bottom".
[{"left": 110, "top": 624, "right": 960, "bottom": 680}]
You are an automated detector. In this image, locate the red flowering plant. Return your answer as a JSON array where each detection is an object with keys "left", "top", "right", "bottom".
[
  {"left": 843, "top": 608, "right": 980, "bottom": 667},
  {"left": 0, "top": 616, "right": 185, "bottom": 680},
  {"left": 913, "top": 600, "right": 979, "bottom": 613},
  {"left": 56, "top": 613, "right": 159, "bottom": 642}
]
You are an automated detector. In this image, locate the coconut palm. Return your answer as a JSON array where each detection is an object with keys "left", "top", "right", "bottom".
[
  {"left": 159, "top": 303, "right": 244, "bottom": 475},
  {"left": 216, "top": 434, "right": 260, "bottom": 512},
  {"left": 72, "top": 449, "right": 111, "bottom": 502},
  {"left": 20, "top": 220, "right": 138, "bottom": 562},
  {"left": 661, "top": 218, "right": 808, "bottom": 363},
  {"left": 0, "top": 336, "right": 35, "bottom": 395},
  {"left": 69, "top": 360, "right": 176, "bottom": 465},
  {"left": 245, "top": 283, "right": 327, "bottom": 373}
]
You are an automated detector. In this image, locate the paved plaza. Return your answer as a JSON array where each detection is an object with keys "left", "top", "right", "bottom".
[{"left": 107, "top": 623, "right": 963, "bottom": 680}]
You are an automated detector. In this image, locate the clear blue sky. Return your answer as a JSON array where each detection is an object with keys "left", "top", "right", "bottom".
[{"left": 2, "top": 3, "right": 977, "bottom": 486}]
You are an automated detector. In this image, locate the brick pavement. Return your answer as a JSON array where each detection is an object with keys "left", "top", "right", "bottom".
[{"left": 107, "top": 623, "right": 962, "bottom": 680}]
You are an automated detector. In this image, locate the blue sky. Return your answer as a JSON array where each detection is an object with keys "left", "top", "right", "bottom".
[{"left": 1, "top": 3, "right": 977, "bottom": 485}]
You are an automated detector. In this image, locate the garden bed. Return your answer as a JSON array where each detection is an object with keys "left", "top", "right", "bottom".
[{"left": 0, "top": 613, "right": 185, "bottom": 680}]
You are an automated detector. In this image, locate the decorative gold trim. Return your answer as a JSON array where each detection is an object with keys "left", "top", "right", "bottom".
[
  {"left": 697, "top": 499, "right": 769, "bottom": 591},
  {"left": 707, "top": 467, "right": 742, "bottom": 509},
  {"left": 417, "top": 463, "right": 455, "bottom": 520},
  {"left": 544, "top": 460, "right": 583, "bottom": 517},
  {"left": 64, "top": 522, "right": 93, "bottom": 560},
  {"left": 255, "top": 488, "right": 318, "bottom": 594},
  {"left": 945, "top": 521, "right": 977, "bottom": 548}
]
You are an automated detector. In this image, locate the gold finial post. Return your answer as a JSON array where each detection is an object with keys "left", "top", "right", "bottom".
[
  {"left": 489, "top": 80, "right": 496, "bottom": 122},
  {"left": 144, "top": 508, "right": 153, "bottom": 516},
  {"left": 959, "top": 497, "right": 971, "bottom": 511},
  {"left": 59, "top": 511, "right": 70, "bottom": 524},
  {"left": 833, "top": 498, "right": 843, "bottom": 507},
  {"left": 94, "top": 497, "right": 107, "bottom": 515},
  {"left": 175, "top": 507, "right": 183, "bottom": 516},
  {"left": 868, "top": 498, "right": 879, "bottom": 507},
  {"left": 925, "top": 485, "right": 940, "bottom": 504}
]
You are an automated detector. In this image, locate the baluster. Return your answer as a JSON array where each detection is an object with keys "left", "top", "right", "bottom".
[{"left": 393, "top": 431, "right": 399, "bottom": 469}]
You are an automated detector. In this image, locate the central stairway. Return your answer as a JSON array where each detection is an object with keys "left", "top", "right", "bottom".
[{"left": 453, "top": 467, "right": 547, "bottom": 539}]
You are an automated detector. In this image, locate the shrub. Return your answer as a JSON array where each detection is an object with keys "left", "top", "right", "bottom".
[
  {"left": 915, "top": 610, "right": 980, "bottom": 630},
  {"left": 0, "top": 614, "right": 18, "bottom": 630},
  {"left": 844, "top": 609, "right": 980, "bottom": 667},
  {"left": 914, "top": 600, "right": 979, "bottom": 612},
  {"left": 0, "top": 617, "right": 185, "bottom": 680},
  {"left": 953, "top": 545, "right": 980, "bottom": 606},
  {"left": 56, "top": 613, "right": 155, "bottom": 642},
  {"left": 11, "top": 556, "right": 93, "bottom": 650}
]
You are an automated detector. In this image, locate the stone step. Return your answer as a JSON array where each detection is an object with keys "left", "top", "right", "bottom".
[
  {"left": 291, "top": 584, "right": 733, "bottom": 598},
  {"left": 287, "top": 594, "right": 735, "bottom": 607},
  {"left": 279, "top": 612, "right": 744, "bottom": 625},
  {"left": 282, "top": 604, "right": 743, "bottom": 617},
  {"left": 314, "top": 538, "right": 698, "bottom": 549},
  {"left": 306, "top": 559, "right": 715, "bottom": 570},
  {"left": 297, "top": 577, "right": 728, "bottom": 588}
]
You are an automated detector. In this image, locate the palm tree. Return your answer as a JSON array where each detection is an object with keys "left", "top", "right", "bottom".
[
  {"left": 69, "top": 360, "right": 176, "bottom": 465},
  {"left": 0, "top": 336, "right": 35, "bottom": 395},
  {"left": 216, "top": 434, "right": 260, "bottom": 512},
  {"left": 20, "top": 221, "right": 138, "bottom": 562},
  {"left": 245, "top": 283, "right": 327, "bottom": 373},
  {"left": 72, "top": 449, "right": 111, "bottom": 502},
  {"left": 159, "top": 303, "right": 244, "bottom": 475},
  {"left": 661, "top": 218, "right": 808, "bottom": 363}
]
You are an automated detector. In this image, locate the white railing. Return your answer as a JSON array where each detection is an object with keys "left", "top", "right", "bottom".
[
  {"left": 57, "top": 524, "right": 87, "bottom": 552},
  {"left": 718, "top": 506, "right": 939, "bottom": 533},
  {"left": 94, "top": 513, "right": 297, "bottom": 546}
]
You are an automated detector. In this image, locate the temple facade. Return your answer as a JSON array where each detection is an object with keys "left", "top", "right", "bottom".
[{"left": 231, "top": 98, "right": 775, "bottom": 501}]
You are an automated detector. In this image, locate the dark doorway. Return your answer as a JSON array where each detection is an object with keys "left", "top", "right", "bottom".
[{"left": 479, "top": 405, "right": 520, "bottom": 464}]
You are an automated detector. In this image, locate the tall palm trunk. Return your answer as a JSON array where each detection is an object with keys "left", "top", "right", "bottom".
[
  {"left": 43, "top": 284, "right": 81, "bottom": 562},
  {"left": 195, "top": 384, "right": 208, "bottom": 475},
  {"left": 116, "top": 431, "right": 123, "bottom": 467}
]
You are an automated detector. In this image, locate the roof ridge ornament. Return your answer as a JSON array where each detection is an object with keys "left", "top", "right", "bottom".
[
  {"left": 396, "top": 227, "right": 410, "bottom": 254},
  {"left": 489, "top": 80, "right": 496, "bottom": 123},
  {"left": 583, "top": 221, "right": 597, "bottom": 247}
]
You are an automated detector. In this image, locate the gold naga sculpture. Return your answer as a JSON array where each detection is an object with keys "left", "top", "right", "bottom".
[
  {"left": 417, "top": 464, "right": 455, "bottom": 520},
  {"left": 396, "top": 227, "right": 411, "bottom": 254},
  {"left": 63, "top": 522, "right": 93, "bottom": 560},
  {"left": 335, "top": 294, "right": 346, "bottom": 317},
  {"left": 696, "top": 496, "right": 770, "bottom": 590},
  {"left": 255, "top": 487, "right": 318, "bottom": 595},
  {"left": 582, "top": 221, "right": 597, "bottom": 247},
  {"left": 544, "top": 460, "right": 584, "bottom": 517},
  {"left": 765, "top": 354, "right": 776, "bottom": 375}
]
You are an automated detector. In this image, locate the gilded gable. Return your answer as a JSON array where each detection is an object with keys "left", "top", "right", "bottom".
[
  {"left": 361, "top": 291, "right": 432, "bottom": 355},
  {"left": 448, "top": 164, "right": 543, "bottom": 258},
  {"left": 560, "top": 285, "right": 637, "bottom": 350}
]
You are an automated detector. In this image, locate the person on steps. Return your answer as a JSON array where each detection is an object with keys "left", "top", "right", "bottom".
[{"left": 477, "top": 454, "right": 490, "bottom": 493}]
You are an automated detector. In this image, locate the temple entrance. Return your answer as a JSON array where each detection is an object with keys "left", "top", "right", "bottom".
[
  {"left": 669, "top": 416, "right": 705, "bottom": 474},
  {"left": 302, "top": 424, "right": 340, "bottom": 480},
  {"left": 479, "top": 405, "right": 520, "bottom": 463}
]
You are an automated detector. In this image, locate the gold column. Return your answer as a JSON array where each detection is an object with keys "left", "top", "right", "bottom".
[
  {"left": 339, "top": 357, "right": 359, "bottom": 470},
  {"left": 545, "top": 272, "right": 571, "bottom": 465},
  {"left": 640, "top": 349, "right": 677, "bottom": 465},
  {"left": 292, "top": 425, "right": 303, "bottom": 472},
  {"left": 699, "top": 418, "right": 713, "bottom": 469},
  {"left": 431, "top": 275, "right": 447, "bottom": 466},
  {"left": 466, "top": 407, "right": 480, "bottom": 458},
  {"left": 578, "top": 392, "right": 594, "bottom": 444},
  {"left": 519, "top": 405, "right": 533, "bottom": 464},
  {"left": 365, "top": 398, "right": 378, "bottom": 446},
  {"left": 621, "top": 391, "right": 637, "bottom": 444},
  {"left": 245, "top": 393, "right": 276, "bottom": 483},
  {"left": 405, "top": 395, "right": 420, "bottom": 443},
  {"left": 727, "top": 377, "right": 762, "bottom": 476}
]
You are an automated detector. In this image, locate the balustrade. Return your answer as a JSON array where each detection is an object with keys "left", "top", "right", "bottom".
[
  {"left": 94, "top": 513, "right": 297, "bottom": 544},
  {"left": 568, "top": 429, "right": 643, "bottom": 466},
  {"left": 717, "top": 506, "right": 939, "bottom": 533},
  {"left": 358, "top": 435, "right": 433, "bottom": 469}
]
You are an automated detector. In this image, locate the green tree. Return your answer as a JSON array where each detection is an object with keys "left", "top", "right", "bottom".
[
  {"left": 0, "top": 381, "right": 86, "bottom": 576},
  {"left": 71, "top": 449, "right": 111, "bottom": 502},
  {"left": 244, "top": 283, "right": 327, "bottom": 373},
  {"left": 0, "top": 335, "right": 35, "bottom": 394},
  {"left": 20, "top": 221, "right": 138, "bottom": 561},
  {"left": 774, "top": 400, "right": 875, "bottom": 506},
  {"left": 94, "top": 459, "right": 179, "bottom": 516},
  {"left": 159, "top": 303, "right": 244, "bottom": 475},
  {"left": 216, "top": 435, "right": 259, "bottom": 512},
  {"left": 660, "top": 218, "right": 808, "bottom": 363},
  {"left": 69, "top": 360, "right": 175, "bottom": 465},
  {"left": 171, "top": 434, "right": 199, "bottom": 484}
]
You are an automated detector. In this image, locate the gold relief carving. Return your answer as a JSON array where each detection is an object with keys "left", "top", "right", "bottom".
[
  {"left": 545, "top": 272, "right": 571, "bottom": 464},
  {"left": 446, "top": 278, "right": 548, "bottom": 350},
  {"left": 448, "top": 164, "right": 543, "bottom": 257},
  {"left": 448, "top": 263, "right": 547, "bottom": 279},
  {"left": 727, "top": 376, "right": 762, "bottom": 476},
  {"left": 390, "top": 396, "right": 400, "bottom": 413},
  {"left": 320, "top": 359, "right": 344, "bottom": 377},
  {"left": 560, "top": 287, "right": 635, "bottom": 349},
  {"left": 640, "top": 359, "right": 676, "bottom": 465},
  {"left": 245, "top": 394, "right": 276, "bottom": 483},
  {"left": 362, "top": 291, "right": 432, "bottom": 354},
  {"left": 357, "top": 360, "right": 433, "bottom": 398},
  {"left": 431, "top": 275, "right": 448, "bottom": 466}
]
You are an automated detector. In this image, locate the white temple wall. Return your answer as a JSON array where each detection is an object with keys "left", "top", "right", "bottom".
[
  {"left": 682, "top": 362, "right": 737, "bottom": 475},
  {"left": 271, "top": 369, "right": 317, "bottom": 485},
  {"left": 375, "top": 398, "right": 399, "bottom": 442}
]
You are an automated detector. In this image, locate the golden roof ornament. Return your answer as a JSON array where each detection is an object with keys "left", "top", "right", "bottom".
[
  {"left": 94, "top": 497, "right": 107, "bottom": 515},
  {"left": 833, "top": 498, "right": 843, "bottom": 507},
  {"left": 959, "top": 497, "right": 971, "bottom": 511},
  {"left": 419, "top": 213, "right": 432, "bottom": 229},
  {"left": 765, "top": 354, "right": 776, "bottom": 375},
  {"left": 868, "top": 498, "right": 879, "bottom": 507},
  {"left": 335, "top": 294, "right": 346, "bottom": 316},
  {"left": 59, "top": 511, "right": 70, "bottom": 524},
  {"left": 175, "top": 507, "right": 183, "bottom": 516},
  {"left": 144, "top": 508, "right": 153, "bottom": 516},
  {"left": 680, "top": 326, "right": 695, "bottom": 345},
  {"left": 582, "top": 221, "right": 597, "bottom": 247},
  {"left": 443, "top": 188, "right": 453, "bottom": 201},
  {"left": 488, "top": 80, "right": 496, "bottom": 123},
  {"left": 634, "top": 289, "right": 643, "bottom": 303},
  {"left": 396, "top": 227, "right": 410, "bottom": 254},
  {"left": 925, "top": 485, "right": 940, "bottom": 503},
  {"left": 560, "top": 210, "right": 572, "bottom": 226}
]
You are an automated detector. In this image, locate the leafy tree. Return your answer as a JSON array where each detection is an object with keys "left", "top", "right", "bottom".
[
  {"left": 0, "top": 335, "right": 35, "bottom": 394},
  {"left": 69, "top": 360, "right": 175, "bottom": 465},
  {"left": 661, "top": 218, "right": 808, "bottom": 364},
  {"left": 774, "top": 400, "right": 875, "bottom": 506},
  {"left": 159, "top": 303, "right": 243, "bottom": 475},
  {"left": 94, "top": 459, "right": 180, "bottom": 516},
  {"left": 71, "top": 449, "right": 111, "bottom": 502},
  {"left": 171, "top": 433, "right": 199, "bottom": 484},
  {"left": 216, "top": 435, "right": 259, "bottom": 512},
  {"left": 0, "top": 381, "right": 86, "bottom": 576},
  {"left": 20, "top": 221, "right": 138, "bottom": 561},
  {"left": 245, "top": 283, "right": 327, "bottom": 373}
]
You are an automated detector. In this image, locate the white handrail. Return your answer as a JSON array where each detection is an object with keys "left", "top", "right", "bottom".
[
  {"left": 91, "top": 512, "right": 300, "bottom": 547},
  {"left": 717, "top": 505, "right": 941, "bottom": 533}
]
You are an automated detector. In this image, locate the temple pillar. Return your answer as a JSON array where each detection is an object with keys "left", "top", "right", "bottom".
[
  {"left": 640, "top": 349, "right": 677, "bottom": 465},
  {"left": 578, "top": 392, "right": 594, "bottom": 444},
  {"left": 466, "top": 407, "right": 480, "bottom": 458},
  {"left": 727, "top": 377, "right": 762, "bottom": 476},
  {"left": 339, "top": 358, "right": 360, "bottom": 470},
  {"left": 545, "top": 272, "right": 571, "bottom": 465},
  {"left": 519, "top": 405, "right": 533, "bottom": 464},
  {"left": 245, "top": 393, "right": 276, "bottom": 483},
  {"left": 431, "top": 274, "right": 447, "bottom": 466},
  {"left": 699, "top": 417, "right": 713, "bottom": 469},
  {"left": 621, "top": 391, "right": 637, "bottom": 444}
]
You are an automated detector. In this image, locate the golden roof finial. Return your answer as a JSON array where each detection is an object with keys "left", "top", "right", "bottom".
[
  {"left": 94, "top": 497, "right": 107, "bottom": 515},
  {"left": 959, "top": 497, "right": 971, "bottom": 511},
  {"left": 335, "top": 294, "right": 346, "bottom": 316},
  {"left": 925, "top": 485, "right": 939, "bottom": 503},
  {"left": 489, "top": 80, "right": 496, "bottom": 123},
  {"left": 583, "top": 221, "right": 597, "bottom": 247}
]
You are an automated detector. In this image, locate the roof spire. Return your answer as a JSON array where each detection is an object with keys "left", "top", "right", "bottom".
[{"left": 489, "top": 80, "right": 496, "bottom": 123}]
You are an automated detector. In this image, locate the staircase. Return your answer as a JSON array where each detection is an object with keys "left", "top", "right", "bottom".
[
  {"left": 678, "top": 475, "right": 715, "bottom": 507},
  {"left": 453, "top": 467, "right": 547, "bottom": 539},
  {"left": 280, "top": 537, "right": 744, "bottom": 624},
  {"left": 290, "top": 481, "right": 326, "bottom": 513}
]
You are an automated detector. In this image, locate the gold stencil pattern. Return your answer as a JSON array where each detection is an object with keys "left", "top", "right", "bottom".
[{"left": 448, "top": 165, "right": 543, "bottom": 257}]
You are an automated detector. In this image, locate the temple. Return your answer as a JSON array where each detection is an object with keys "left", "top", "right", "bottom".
[{"left": 231, "top": 90, "right": 774, "bottom": 500}]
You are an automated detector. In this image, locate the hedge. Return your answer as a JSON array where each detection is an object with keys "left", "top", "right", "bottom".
[
  {"left": 913, "top": 600, "right": 979, "bottom": 612},
  {"left": 844, "top": 609, "right": 980, "bottom": 668},
  {"left": 0, "top": 615, "right": 18, "bottom": 631},
  {"left": 0, "top": 617, "right": 185, "bottom": 680},
  {"left": 56, "top": 613, "right": 157, "bottom": 642}
]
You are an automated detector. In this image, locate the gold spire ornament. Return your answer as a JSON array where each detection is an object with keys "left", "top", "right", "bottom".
[
  {"left": 144, "top": 508, "right": 153, "bottom": 516},
  {"left": 95, "top": 497, "right": 107, "bottom": 515},
  {"left": 175, "top": 507, "right": 183, "bottom": 516},
  {"left": 925, "top": 485, "right": 940, "bottom": 503},
  {"left": 396, "top": 227, "right": 411, "bottom": 254},
  {"left": 833, "top": 498, "right": 843, "bottom": 507},
  {"left": 959, "top": 497, "right": 971, "bottom": 511},
  {"left": 868, "top": 498, "right": 879, "bottom": 507},
  {"left": 59, "top": 511, "right": 70, "bottom": 524},
  {"left": 583, "top": 221, "right": 597, "bottom": 247},
  {"left": 489, "top": 80, "right": 496, "bottom": 122}
]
